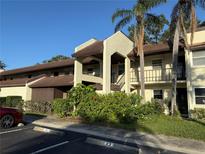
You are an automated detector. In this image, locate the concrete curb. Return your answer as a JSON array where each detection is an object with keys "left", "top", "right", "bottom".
[
  {"left": 33, "top": 126, "right": 64, "bottom": 136},
  {"left": 30, "top": 120, "right": 205, "bottom": 154}
]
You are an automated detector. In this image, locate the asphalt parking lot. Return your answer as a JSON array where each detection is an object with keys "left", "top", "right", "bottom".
[{"left": 0, "top": 124, "right": 185, "bottom": 154}]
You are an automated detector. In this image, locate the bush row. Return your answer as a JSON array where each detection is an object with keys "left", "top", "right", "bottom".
[
  {"left": 24, "top": 101, "right": 52, "bottom": 114},
  {"left": 52, "top": 84, "right": 164, "bottom": 124},
  {"left": 0, "top": 96, "right": 23, "bottom": 110}
]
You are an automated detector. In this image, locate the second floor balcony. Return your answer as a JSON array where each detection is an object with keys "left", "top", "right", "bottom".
[{"left": 130, "top": 67, "right": 186, "bottom": 83}]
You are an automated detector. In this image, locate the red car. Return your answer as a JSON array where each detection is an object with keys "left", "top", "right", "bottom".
[{"left": 0, "top": 107, "right": 23, "bottom": 128}]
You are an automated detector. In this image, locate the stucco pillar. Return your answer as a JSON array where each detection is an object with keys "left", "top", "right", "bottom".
[
  {"left": 185, "top": 49, "right": 193, "bottom": 116},
  {"left": 74, "top": 58, "right": 82, "bottom": 86},
  {"left": 125, "top": 57, "right": 131, "bottom": 93},
  {"left": 100, "top": 61, "right": 103, "bottom": 78},
  {"left": 103, "top": 41, "right": 111, "bottom": 93}
]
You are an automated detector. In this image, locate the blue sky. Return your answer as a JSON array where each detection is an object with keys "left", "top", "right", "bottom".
[{"left": 1, "top": 0, "right": 205, "bottom": 70}]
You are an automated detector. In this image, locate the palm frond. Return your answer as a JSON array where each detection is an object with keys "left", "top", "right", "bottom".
[
  {"left": 195, "top": 0, "right": 205, "bottom": 9},
  {"left": 170, "top": 2, "right": 180, "bottom": 33},
  {"left": 114, "top": 15, "right": 132, "bottom": 32},
  {"left": 190, "top": 3, "right": 197, "bottom": 45},
  {"left": 112, "top": 9, "right": 133, "bottom": 23}
]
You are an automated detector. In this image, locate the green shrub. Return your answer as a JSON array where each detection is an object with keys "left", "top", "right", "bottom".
[
  {"left": 1, "top": 96, "right": 23, "bottom": 110},
  {"left": 78, "top": 92, "right": 142, "bottom": 124},
  {"left": 191, "top": 108, "right": 205, "bottom": 121},
  {"left": 134, "top": 100, "right": 165, "bottom": 120},
  {"left": 24, "top": 101, "right": 52, "bottom": 114},
  {"left": 0, "top": 97, "right": 6, "bottom": 107},
  {"left": 77, "top": 92, "right": 102, "bottom": 122},
  {"left": 52, "top": 98, "right": 73, "bottom": 117},
  {"left": 68, "top": 83, "right": 95, "bottom": 113}
]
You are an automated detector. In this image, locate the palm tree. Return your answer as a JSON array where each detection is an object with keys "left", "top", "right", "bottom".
[
  {"left": 128, "top": 14, "right": 169, "bottom": 44},
  {"left": 112, "top": 0, "right": 167, "bottom": 102},
  {"left": 170, "top": 0, "right": 205, "bottom": 115}
]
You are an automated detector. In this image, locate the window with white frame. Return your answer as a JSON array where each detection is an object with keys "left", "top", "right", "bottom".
[
  {"left": 195, "top": 88, "right": 205, "bottom": 104},
  {"left": 152, "top": 59, "right": 162, "bottom": 69},
  {"left": 192, "top": 50, "right": 205, "bottom": 66},
  {"left": 153, "top": 90, "right": 163, "bottom": 99}
]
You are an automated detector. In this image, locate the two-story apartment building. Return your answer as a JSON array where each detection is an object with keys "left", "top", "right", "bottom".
[
  {"left": 73, "top": 28, "right": 205, "bottom": 115},
  {"left": 1, "top": 28, "right": 205, "bottom": 115}
]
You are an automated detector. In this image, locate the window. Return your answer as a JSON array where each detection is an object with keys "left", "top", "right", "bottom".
[
  {"left": 118, "top": 63, "right": 124, "bottom": 75},
  {"left": 54, "top": 72, "right": 59, "bottom": 76},
  {"left": 28, "top": 75, "right": 32, "bottom": 78},
  {"left": 87, "top": 68, "right": 93, "bottom": 73},
  {"left": 195, "top": 88, "right": 205, "bottom": 104},
  {"left": 192, "top": 50, "right": 205, "bottom": 66},
  {"left": 153, "top": 90, "right": 163, "bottom": 99},
  {"left": 152, "top": 59, "right": 162, "bottom": 69}
]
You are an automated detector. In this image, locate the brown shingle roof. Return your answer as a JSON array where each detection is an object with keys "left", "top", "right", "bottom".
[
  {"left": 0, "top": 74, "right": 46, "bottom": 87},
  {"left": 0, "top": 59, "right": 74, "bottom": 76},
  {"left": 128, "top": 43, "right": 171, "bottom": 58},
  {"left": 29, "top": 75, "right": 73, "bottom": 88},
  {"left": 0, "top": 78, "right": 29, "bottom": 87},
  {"left": 72, "top": 41, "right": 103, "bottom": 58}
]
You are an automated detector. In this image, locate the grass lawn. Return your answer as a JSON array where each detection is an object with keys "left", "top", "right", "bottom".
[{"left": 114, "top": 115, "right": 205, "bottom": 141}]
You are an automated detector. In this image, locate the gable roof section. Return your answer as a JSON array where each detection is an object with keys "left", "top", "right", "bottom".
[
  {"left": 0, "top": 59, "right": 74, "bottom": 76},
  {"left": 0, "top": 78, "right": 29, "bottom": 87},
  {"left": 72, "top": 41, "right": 103, "bottom": 58},
  {"left": 29, "top": 75, "right": 74, "bottom": 88},
  {"left": 0, "top": 74, "right": 46, "bottom": 87}
]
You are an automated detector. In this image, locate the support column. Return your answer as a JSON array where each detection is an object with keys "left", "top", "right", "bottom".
[
  {"left": 100, "top": 61, "right": 103, "bottom": 78},
  {"left": 185, "top": 49, "right": 193, "bottom": 116},
  {"left": 125, "top": 57, "right": 131, "bottom": 93},
  {"left": 74, "top": 58, "right": 82, "bottom": 87},
  {"left": 103, "top": 41, "right": 111, "bottom": 93}
]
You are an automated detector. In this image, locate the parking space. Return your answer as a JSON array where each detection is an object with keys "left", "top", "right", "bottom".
[
  {"left": 0, "top": 124, "right": 134, "bottom": 154},
  {"left": 0, "top": 124, "right": 185, "bottom": 154}
]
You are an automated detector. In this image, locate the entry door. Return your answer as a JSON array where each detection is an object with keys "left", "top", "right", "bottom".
[{"left": 176, "top": 88, "right": 188, "bottom": 115}]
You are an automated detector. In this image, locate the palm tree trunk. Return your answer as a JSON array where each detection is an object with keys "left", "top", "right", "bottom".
[
  {"left": 140, "top": 50, "right": 145, "bottom": 102},
  {"left": 171, "top": 20, "right": 180, "bottom": 115},
  {"left": 139, "top": 23, "right": 145, "bottom": 103}
]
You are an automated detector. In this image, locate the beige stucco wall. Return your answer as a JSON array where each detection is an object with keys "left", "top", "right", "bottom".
[
  {"left": 130, "top": 53, "right": 172, "bottom": 82},
  {"left": 187, "top": 30, "right": 205, "bottom": 44},
  {"left": 0, "top": 86, "right": 28, "bottom": 101},
  {"left": 132, "top": 85, "right": 171, "bottom": 102},
  {"left": 186, "top": 29, "right": 205, "bottom": 111},
  {"left": 103, "top": 31, "right": 133, "bottom": 93}
]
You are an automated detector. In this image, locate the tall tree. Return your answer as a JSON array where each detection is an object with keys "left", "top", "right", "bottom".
[
  {"left": 42, "top": 55, "right": 70, "bottom": 63},
  {"left": 112, "top": 0, "right": 167, "bottom": 102},
  {"left": 128, "top": 14, "right": 169, "bottom": 44},
  {"left": 170, "top": 0, "right": 205, "bottom": 115},
  {"left": 0, "top": 60, "right": 6, "bottom": 69}
]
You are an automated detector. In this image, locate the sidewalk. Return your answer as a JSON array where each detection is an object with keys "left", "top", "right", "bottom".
[{"left": 24, "top": 115, "right": 205, "bottom": 154}]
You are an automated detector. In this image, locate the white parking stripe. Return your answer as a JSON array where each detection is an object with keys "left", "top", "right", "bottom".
[
  {"left": 0, "top": 127, "right": 31, "bottom": 135},
  {"left": 31, "top": 141, "right": 69, "bottom": 154}
]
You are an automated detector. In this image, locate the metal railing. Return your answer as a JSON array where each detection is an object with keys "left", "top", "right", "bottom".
[{"left": 130, "top": 67, "right": 186, "bottom": 82}]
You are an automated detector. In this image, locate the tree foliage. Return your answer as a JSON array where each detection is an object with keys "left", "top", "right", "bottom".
[
  {"left": 0, "top": 60, "right": 6, "bottom": 69},
  {"left": 128, "top": 14, "right": 169, "bottom": 44},
  {"left": 42, "top": 55, "right": 70, "bottom": 63}
]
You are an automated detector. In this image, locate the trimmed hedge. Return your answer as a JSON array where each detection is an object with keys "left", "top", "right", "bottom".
[
  {"left": 24, "top": 101, "right": 52, "bottom": 114},
  {"left": 0, "top": 96, "right": 23, "bottom": 109}
]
